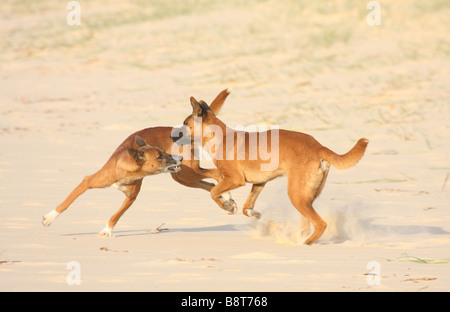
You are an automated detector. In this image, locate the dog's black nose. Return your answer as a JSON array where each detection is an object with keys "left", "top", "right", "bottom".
[
  {"left": 171, "top": 155, "right": 183, "bottom": 163},
  {"left": 171, "top": 126, "right": 191, "bottom": 146},
  {"left": 170, "top": 127, "right": 184, "bottom": 143},
  {"left": 170, "top": 132, "right": 182, "bottom": 143}
]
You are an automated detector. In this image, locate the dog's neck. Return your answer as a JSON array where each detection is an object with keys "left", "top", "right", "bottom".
[{"left": 201, "top": 116, "right": 240, "bottom": 161}]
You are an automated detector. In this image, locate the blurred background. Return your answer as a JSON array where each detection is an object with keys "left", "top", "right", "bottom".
[{"left": 1, "top": 1, "right": 449, "bottom": 128}]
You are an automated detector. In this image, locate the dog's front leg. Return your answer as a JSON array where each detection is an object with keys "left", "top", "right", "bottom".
[
  {"left": 98, "top": 179, "right": 143, "bottom": 237},
  {"left": 242, "top": 182, "right": 266, "bottom": 220},
  {"left": 190, "top": 160, "right": 224, "bottom": 182},
  {"left": 170, "top": 165, "right": 237, "bottom": 212},
  {"left": 210, "top": 177, "right": 245, "bottom": 214}
]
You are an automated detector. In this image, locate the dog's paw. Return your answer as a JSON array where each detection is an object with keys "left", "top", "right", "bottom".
[
  {"left": 223, "top": 199, "right": 238, "bottom": 214},
  {"left": 219, "top": 192, "right": 238, "bottom": 214},
  {"left": 244, "top": 209, "right": 261, "bottom": 220},
  {"left": 98, "top": 227, "right": 114, "bottom": 238},
  {"left": 42, "top": 209, "right": 60, "bottom": 227}
]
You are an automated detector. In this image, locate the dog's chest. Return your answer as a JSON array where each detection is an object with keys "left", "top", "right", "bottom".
[
  {"left": 111, "top": 176, "right": 143, "bottom": 192},
  {"left": 111, "top": 182, "right": 129, "bottom": 192}
]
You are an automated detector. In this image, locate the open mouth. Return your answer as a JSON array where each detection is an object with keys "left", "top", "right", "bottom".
[{"left": 166, "top": 164, "right": 181, "bottom": 173}]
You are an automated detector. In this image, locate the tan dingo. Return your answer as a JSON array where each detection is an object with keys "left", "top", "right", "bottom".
[
  {"left": 43, "top": 90, "right": 236, "bottom": 237},
  {"left": 172, "top": 96, "right": 368, "bottom": 245}
]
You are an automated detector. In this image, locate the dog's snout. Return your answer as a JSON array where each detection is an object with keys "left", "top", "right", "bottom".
[
  {"left": 164, "top": 154, "right": 183, "bottom": 173},
  {"left": 170, "top": 130, "right": 183, "bottom": 143},
  {"left": 172, "top": 155, "right": 183, "bottom": 163},
  {"left": 170, "top": 126, "right": 190, "bottom": 145}
]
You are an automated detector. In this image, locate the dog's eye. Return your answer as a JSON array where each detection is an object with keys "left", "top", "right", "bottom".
[{"left": 156, "top": 153, "right": 163, "bottom": 161}]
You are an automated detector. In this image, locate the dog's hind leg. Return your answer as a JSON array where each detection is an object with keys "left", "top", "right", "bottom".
[
  {"left": 300, "top": 215, "right": 311, "bottom": 238},
  {"left": 287, "top": 179, "right": 327, "bottom": 245},
  {"left": 294, "top": 200, "right": 327, "bottom": 245},
  {"left": 243, "top": 182, "right": 266, "bottom": 220},
  {"left": 299, "top": 160, "right": 330, "bottom": 238},
  {"left": 98, "top": 179, "right": 143, "bottom": 237},
  {"left": 43, "top": 167, "right": 115, "bottom": 227},
  {"left": 286, "top": 162, "right": 329, "bottom": 245}
]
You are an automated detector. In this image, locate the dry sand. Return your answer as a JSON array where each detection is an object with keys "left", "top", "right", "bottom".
[{"left": 0, "top": 0, "right": 449, "bottom": 291}]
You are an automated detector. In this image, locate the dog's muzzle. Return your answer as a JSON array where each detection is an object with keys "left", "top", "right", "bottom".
[
  {"left": 165, "top": 155, "right": 183, "bottom": 173},
  {"left": 170, "top": 126, "right": 191, "bottom": 146}
]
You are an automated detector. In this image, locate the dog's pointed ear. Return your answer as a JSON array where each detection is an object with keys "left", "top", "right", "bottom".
[
  {"left": 128, "top": 148, "right": 146, "bottom": 165},
  {"left": 135, "top": 135, "right": 148, "bottom": 147},
  {"left": 209, "top": 88, "right": 230, "bottom": 115},
  {"left": 199, "top": 100, "right": 209, "bottom": 107},
  {"left": 190, "top": 96, "right": 203, "bottom": 116},
  {"left": 199, "top": 100, "right": 213, "bottom": 115}
]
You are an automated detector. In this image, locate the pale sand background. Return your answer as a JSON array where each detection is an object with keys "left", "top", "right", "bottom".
[{"left": 0, "top": 0, "right": 449, "bottom": 291}]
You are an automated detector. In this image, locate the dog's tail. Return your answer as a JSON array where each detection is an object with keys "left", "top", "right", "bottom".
[
  {"left": 319, "top": 138, "right": 369, "bottom": 169},
  {"left": 209, "top": 88, "right": 231, "bottom": 115}
]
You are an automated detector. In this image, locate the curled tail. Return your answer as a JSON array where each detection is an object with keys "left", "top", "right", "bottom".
[{"left": 319, "top": 138, "right": 369, "bottom": 169}]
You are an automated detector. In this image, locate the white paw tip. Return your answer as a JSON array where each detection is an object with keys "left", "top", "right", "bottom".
[
  {"left": 98, "top": 227, "right": 113, "bottom": 238},
  {"left": 42, "top": 209, "right": 60, "bottom": 227}
]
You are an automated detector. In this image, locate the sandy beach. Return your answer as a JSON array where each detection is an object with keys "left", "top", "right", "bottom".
[{"left": 0, "top": 0, "right": 449, "bottom": 291}]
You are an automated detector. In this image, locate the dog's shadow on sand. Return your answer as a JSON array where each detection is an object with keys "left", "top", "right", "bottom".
[
  {"left": 61, "top": 224, "right": 237, "bottom": 238},
  {"left": 61, "top": 219, "right": 449, "bottom": 243}
]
